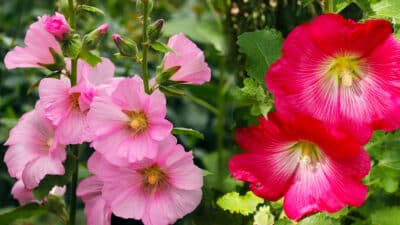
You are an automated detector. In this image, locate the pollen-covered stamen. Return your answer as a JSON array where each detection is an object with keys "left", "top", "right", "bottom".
[
  {"left": 70, "top": 93, "right": 81, "bottom": 110},
  {"left": 326, "top": 55, "right": 364, "bottom": 87},
  {"left": 290, "top": 141, "right": 321, "bottom": 164},
  {"left": 140, "top": 165, "right": 168, "bottom": 192},
  {"left": 46, "top": 137, "right": 54, "bottom": 148},
  {"left": 123, "top": 111, "right": 148, "bottom": 134}
]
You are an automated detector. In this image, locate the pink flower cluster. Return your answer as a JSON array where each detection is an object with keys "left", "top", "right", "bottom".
[
  {"left": 230, "top": 14, "right": 400, "bottom": 221},
  {"left": 4, "top": 13, "right": 211, "bottom": 225}
]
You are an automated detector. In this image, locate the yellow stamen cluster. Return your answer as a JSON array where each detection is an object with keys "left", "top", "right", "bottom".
[
  {"left": 290, "top": 141, "right": 320, "bottom": 164},
  {"left": 140, "top": 165, "right": 167, "bottom": 192},
  {"left": 327, "top": 55, "right": 363, "bottom": 87},
  {"left": 124, "top": 111, "right": 148, "bottom": 134}
]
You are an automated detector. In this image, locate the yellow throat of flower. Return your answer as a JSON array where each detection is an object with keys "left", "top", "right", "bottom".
[
  {"left": 141, "top": 165, "right": 167, "bottom": 191},
  {"left": 291, "top": 141, "right": 320, "bottom": 164},
  {"left": 327, "top": 55, "right": 363, "bottom": 87},
  {"left": 125, "top": 111, "right": 148, "bottom": 134}
]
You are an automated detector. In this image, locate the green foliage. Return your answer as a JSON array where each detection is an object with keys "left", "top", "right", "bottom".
[
  {"left": 298, "top": 213, "right": 340, "bottom": 225},
  {"left": 238, "top": 78, "right": 273, "bottom": 116},
  {"left": 150, "top": 41, "right": 175, "bottom": 53},
  {"left": 77, "top": 5, "right": 104, "bottom": 16},
  {"left": 172, "top": 127, "right": 204, "bottom": 140},
  {"left": 217, "top": 191, "right": 264, "bottom": 216},
  {"left": 371, "top": 0, "right": 400, "bottom": 22},
  {"left": 0, "top": 203, "right": 47, "bottom": 225},
  {"left": 33, "top": 153, "right": 74, "bottom": 200},
  {"left": 61, "top": 34, "right": 82, "bottom": 59},
  {"left": 237, "top": 29, "right": 283, "bottom": 86},
  {"left": 370, "top": 207, "right": 400, "bottom": 225},
  {"left": 253, "top": 206, "right": 275, "bottom": 225},
  {"left": 80, "top": 50, "right": 102, "bottom": 67}
]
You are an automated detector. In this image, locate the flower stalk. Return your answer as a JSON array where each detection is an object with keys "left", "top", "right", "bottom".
[
  {"left": 141, "top": 0, "right": 151, "bottom": 94},
  {"left": 324, "top": 0, "right": 334, "bottom": 13},
  {"left": 67, "top": 1, "right": 79, "bottom": 225}
]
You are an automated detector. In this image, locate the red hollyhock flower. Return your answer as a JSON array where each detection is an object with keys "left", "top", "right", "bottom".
[
  {"left": 266, "top": 14, "right": 400, "bottom": 142},
  {"left": 229, "top": 112, "right": 370, "bottom": 221}
]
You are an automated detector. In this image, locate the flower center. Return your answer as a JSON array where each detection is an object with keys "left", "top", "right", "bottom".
[
  {"left": 46, "top": 137, "right": 54, "bottom": 148},
  {"left": 140, "top": 165, "right": 168, "bottom": 192},
  {"left": 326, "top": 55, "right": 363, "bottom": 87},
  {"left": 70, "top": 93, "right": 81, "bottom": 110},
  {"left": 290, "top": 141, "right": 320, "bottom": 164},
  {"left": 124, "top": 111, "right": 148, "bottom": 134}
]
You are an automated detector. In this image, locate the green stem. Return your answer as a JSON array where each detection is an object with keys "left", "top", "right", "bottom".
[
  {"left": 141, "top": 0, "right": 150, "bottom": 94},
  {"left": 67, "top": 1, "right": 78, "bottom": 225},
  {"left": 324, "top": 0, "right": 334, "bottom": 13},
  {"left": 185, "top": 93, "right": 220, "bottom": 115},
  {"left": 68, "top": 145, "right": 79, "bottom": 225}
]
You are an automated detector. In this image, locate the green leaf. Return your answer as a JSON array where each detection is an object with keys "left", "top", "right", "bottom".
[
  {"left": 150, "top": 41, "right": 176, "bottom": 53},
  {"left": 172, "top": 127, "right": 204, "bottom": 139},
  {"left": 0, "top": 203, "right": 47, "bottom": 225},
  {"left": 253, "top": 206, "right": 274, "bottom": 225},
  {"left": 61, "top": 34, "right": 82, "bottom": 59},
  {"left": 33, "top": 154, "right": 74, "bottom": 200},
  {"left": 372, "top": 0, "right": 400, "bottom": 23},
  {"left": 370, "top": 207, "right": 400, "bottom": 225},
  {"left": 301, "top": 0, "right": 315, "bottom": 7},
  {"left": 237, "top": 29, "right": 283, "bottom": 86},
  {"left": 164, "top": 18, "right": 226, "bottom": 53},
  {"left": 239, "top": 78, "right": 274, "bottom": 116},
  {"left": 80, "top": 50, "right": 102, "bottom": 67},
  {"left": 217, "top": 191, "right": 264, "bottom": 215},
  {"left": 299, "top": 213, "right": 340, "bottom": 225},
  {"left": 78, "top": 5, "right": 104, "bottom": 15},
  {"left": 334, "top": 0, "right": 352, "bottom": 13}
]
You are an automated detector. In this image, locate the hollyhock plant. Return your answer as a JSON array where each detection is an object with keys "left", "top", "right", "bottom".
[
  {"left": 87, "top": 135, "right": 203, "bottom": 225},
  {"left": 88, "top": 76, "right": 173, "bottom": 164},
  {"left": 229, "top": 112, "right": 371, "bottom": 221},
  {"left": 38, "top": 58, "right": 115, "bottom": 144},
  {"left": 4, "top": 13, "right": 63, "bottom": 69},
  {"left": 266, "top": 14, "right": 400, "bottom": 142},
  {"left": 4, "top": 103, "right": 66, "bottom": 190},
  {"left": 12, "top": 180, "right": 66, "bottom": 205},
  {"left": 77, "top": 176, "right": 111, "bottom": 225},
  {"left": 162, "top": 33, "right": 211, "bottom": 84}
]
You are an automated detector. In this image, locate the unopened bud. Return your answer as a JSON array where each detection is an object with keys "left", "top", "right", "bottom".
[
  {"left": 44, "top": 13, "right": 71, "bottom": 40},
  {"left": 112, "top": 34, "right": 138, "bottom": 57},
  {"left": 148, "top": 19, "right": 164, "bottom": 42},
  {"left": 82, "top": 23, "right": 108, "bottom": 50}
]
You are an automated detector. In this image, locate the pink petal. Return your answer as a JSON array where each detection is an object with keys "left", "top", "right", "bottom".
[
  {"left": 55, "top": 109, "right": 91, "bottom": 144},
  {"left": 11, "top": 180, "right": 36, "bottom": 205},
  {"left": 111, "top": 77, "right": 146, "bottom": 111},
  {"left": 22, "top": 156, "right": 65, "bottom": 189},
  {"left": 4, "top": 145, "right": 41, "bottom": 179}
]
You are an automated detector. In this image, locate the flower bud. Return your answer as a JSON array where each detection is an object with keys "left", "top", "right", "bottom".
[
  {"left": 44, "top": 13, "right": 71, "bottom": 40},
  {"left": 82, "top": 23, "right": 108, "bottom": 50},
  {"left": 112, "top": 34, "right": 138, "bottom": 57},
  {"left": 148, "top": 19, "right": 164, "bottom": 42}
]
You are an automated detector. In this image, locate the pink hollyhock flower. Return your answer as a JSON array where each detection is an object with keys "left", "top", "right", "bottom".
[
  {"left": 88, "top": 76, "right": 173, "bottom": 164},
  {"left": 38, "top": 58, "right": 115, "bottom": 144},
  {"left": 163, "top": 33, "right": 211, "bottom": 84},
  {"left": 12, "top": 180, "right": 66, "bottom": 205},
  {"left": 87, "top": 135, "right": 203, "bottom": 225},
  {"left": 77, "top": 176, "right": 112, "bottom": 225},
  {"left": 229, "top": 112, "right": 371, "bottom": 221},
  {"left": 43, "top": 12, "right": 70, "bottom": 40},
  {"left": 266, "top": 14, "right": 400, "bottom": 142},
  {"left": 4, "top": 14, "right": 62, "bottom": 69},
  {"left": 4, "top": 103, "right": 66, "bottom": 190}
]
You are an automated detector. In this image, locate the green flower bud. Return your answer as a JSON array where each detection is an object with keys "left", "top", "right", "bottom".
[
  {"left": 82, "top": 23, "right": 109, "bottom": 51},
  {"left": 112, "top": 34, "right": 138, "bottom": 57},
  {"left": 148, "top": 19, "right": 164, "bottom": 42}
]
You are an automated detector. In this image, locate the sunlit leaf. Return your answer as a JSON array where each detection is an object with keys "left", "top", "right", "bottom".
[{"left": 217, "top": 191, "right": 264, "bottom": 215}]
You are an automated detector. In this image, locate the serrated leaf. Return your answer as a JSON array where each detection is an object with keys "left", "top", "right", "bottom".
[
  {"left": 80, "top": 50, "right": 102, "bottom": 67},
  {"left": 150, "top": 41, "right": 175, "bottom": 53},
  {"left": 371, "top": 207, "right": 400, "bottom": 225},
  {"left": 372, "top": 0, "right": 400, "bottom": 23},
  {"left": 172, "top": 127, "right": 204, "bottom": 139},
  {"left": 217, "top": 191, "right": 264, "bottom": 215},
  {"left": 237, "top": 29, "right": 283, "bottom": 86},
  {"left": 78, "top": 5, "right": 104, "bottom": 15},
  {"left": 0, "top": 203, "right": 47, "bottom": 225},
  {"left": 33, "top": 154, "right": 74, "bottom": 200},
  {"left": 299, "top": 213, "right": 340, "bottom": 225}
]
